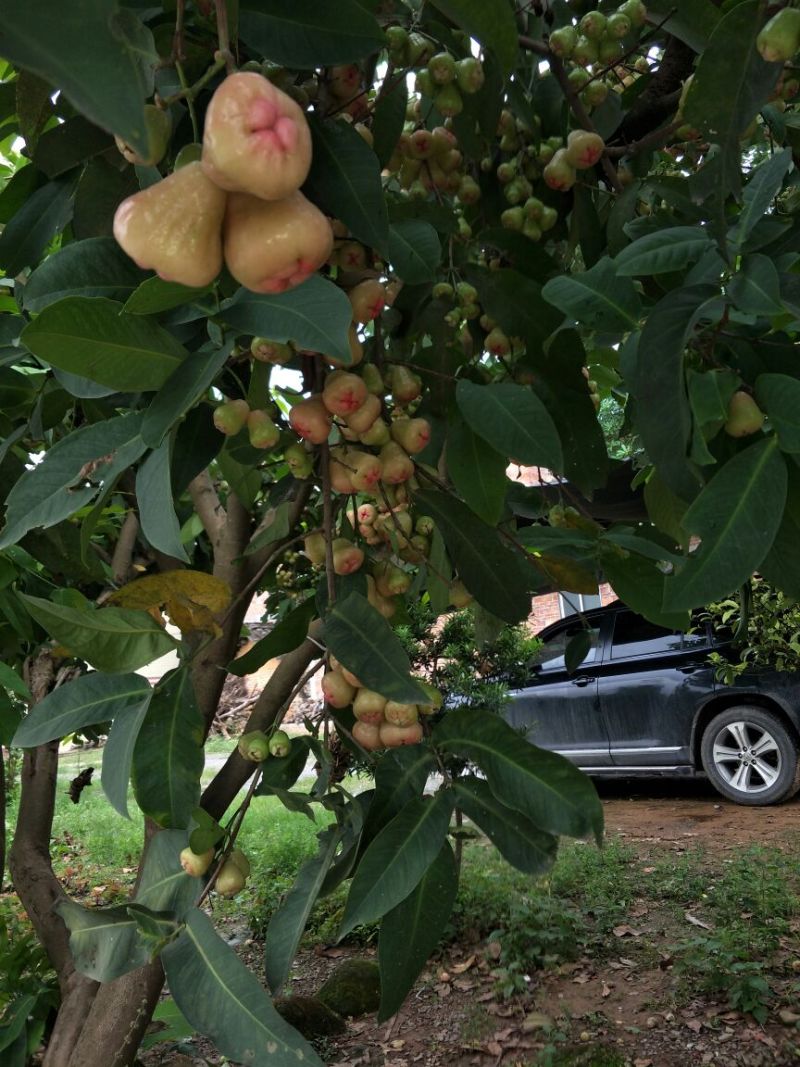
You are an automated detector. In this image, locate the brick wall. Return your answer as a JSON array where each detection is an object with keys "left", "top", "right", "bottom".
[{"left": 528, "top": 582, "right": 618, "bottom": 634}]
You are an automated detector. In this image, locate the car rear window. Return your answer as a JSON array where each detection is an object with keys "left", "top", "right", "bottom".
[
  {"left": 610, "top": 612, "right": 706, "bottom": 660},
  {"left": 533, "top": 624, "right": 602, "bottom": 672}
]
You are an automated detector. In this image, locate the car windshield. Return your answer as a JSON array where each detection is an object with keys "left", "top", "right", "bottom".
[{"left": 529, "top": 623, "right": 602, "bottom": 672}]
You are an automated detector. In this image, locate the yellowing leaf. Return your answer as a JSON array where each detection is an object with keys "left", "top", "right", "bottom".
[
  {"left": 109, "top": 571, "right": 232, "bottom": 636},
  {"left": 535, "top": 555, "right": 598, "bottom": 594}
]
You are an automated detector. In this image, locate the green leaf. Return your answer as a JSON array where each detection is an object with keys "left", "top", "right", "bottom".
[
  {"left": 132, "top": 668, "right": 204, "bottom": 829},
  {"left": 614, "top": 227, "right": 714, "bottom": 276},
  {"left": 33, "top": 115, "right": 112, "bottom": 178},
  {"left": 0, "top": 174, "right": 78, "bottom": 276},
  {"left": 323, "top": 593, "right": 428, "bottom": 704},
  {"left": 23, "top": 237, "right": 146, "bottom": 312},
  {"left": 73, "top": 156, "right": 139, "bottom": 239},
  {"left": 141, "top": 342, "right": 232, "bottom": 449},
  {"left": 363, "top": 747, "right": 438, "bottom": 842},
  {"left": 456, "top": 380, "right": 563, "bottom": 473},
  {"left": 684, "top": 2, "right": 781, "bottom": 204},
  {"left": 451, "top": 776, "right": 557, "bottom": 875},
  {"left": 12, "top": 672, "right": 152, "bottom": 748},
  {"left": 446, "top": 416, "right": 507, "bottom": 526},
  {"left": 372, "top": 79, "right": 408, "bottom": 170},
  {"left": 564, "top": 631, "right": 593, "bottom": 677},
  {"left": 162, "top": 908, "right": 323, "bottom": 1067},
  {"left": 238, "top": 0, "right": 384, "bottom": 65},
  {"left": 426, "top": 523, "right": 452, "bottom": 617},
  {"left": 0, "top": 0, "right": 156, "bottom": 156},
  {"left": 434, "top": 709, "right": 603, "bottom": 842},
  {"left": 643, "top": 0, "right": 720, "bottom": 51},
  {"left": 729, "top": 149, "right": 792, "bottom": 257},
  {"left": 20, "top": 595, "right": 179, "bottom": 673},
  {"left": 428, "top": 0, "right": 518, "bottom": 74},
  {"left": 377, "top": 841, "right": 458, "bottom": 1022},
  {"left": 464, "top": 265, "right": 562, "bottom": 353},
  {"left": 727, "top": 255, "right": 783, "bottom": 316},
  {"left": 414, "top": 490, "right": 535, "bottom": 624},
  {"left": 387, "top": 221, "right": 441, "bottom": 284},
  {"left": 243, "top": 501, "right": 292, "bottom": 557},
  {"left": 600, "top": 549, "right": 688, "bottom": 630},
  {"left": 756, "top": 374, "right": 800, "bottom": 452},
  {"left": 136, "top": 441, "right": 190, "bottom": 563},
  {"left": 0, "top": 662, "right": 30, "bottom": 699},
  {"left": 339, "top": 791, "right": 455, "bottom": 939},
  {"left": 265, "top": 825, "right": 342, "bottom": 994},
  {"left": 687, "top": 368, "right": 740, "bottom": 433},
  {"left": 102, "top": 697, "right": 151, "bottom": 819},
  {"left": 632, "top": 287, "right": 719, "bottom": 501},
  {"left": 541, "top": 257, "right": 641, "bottom": 334},
  {"left": 229, "top": 596, "right": 317, "bottom": 677},
  {"left": 0, "top": 413, "right": 145, "bottom": 549},
  {"left": 22, "top": 297, "right": 188, "bottom": 391},
  {"left": 305, "top": 118, "right": 389, "bottom": 255},
  {"left": 123, "top": 277, "right": 213, "bottom": 315},
  {"left": 220, "top": 275, "right": 352, "bottom": 364},
  {"left": 664, "top": 437, "right": 788, "bottom": 610}
]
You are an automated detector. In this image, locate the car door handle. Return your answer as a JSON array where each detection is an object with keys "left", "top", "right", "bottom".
[
  {"left": 676, "top": 664, "right": 700, "bottom": 674},
  {"left": 571, "top": 676, "right": 595, "bottom": 687}
]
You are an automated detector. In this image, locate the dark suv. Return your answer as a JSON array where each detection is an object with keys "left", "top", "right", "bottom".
[{"left": 504, "top": 603, "right": 800, "bottom": 806}]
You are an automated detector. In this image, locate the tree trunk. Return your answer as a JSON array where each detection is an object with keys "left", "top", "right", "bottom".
[{"left": 0, "top": 744, "right": 5, "bottom": 893}]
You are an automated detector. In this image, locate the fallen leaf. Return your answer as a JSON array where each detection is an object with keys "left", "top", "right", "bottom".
[
  {"left": 451, "top": 954, "right": 476, "bottom": 974},
  {"left": 486, "top": 941, "right": 502, "bottom": 960},
  {"left": 522, "top": 1011, "right": 553, "bottom": 1032},
  {"left": 602, "top": 983, "right": 613, "bottom": 998},
  {"left": 779, "top": 1009, "right": 800, "bottom": 1025},
  {"left": 612, "top": 925, "right": 642, "bottom": 938},
  {"left": 684, "top": 911, "right": 713, "bottom": 930}
]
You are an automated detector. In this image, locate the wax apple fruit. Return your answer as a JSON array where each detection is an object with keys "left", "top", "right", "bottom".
[
  {"left": 380, "top": 721, "right": 423, "bottom": 747},
  {"left": 322, "top": 371, "right": 368, "bottom": 416},
  {"left": 349, "top": 279, "right": 386, "bottom": 324},
  {"left": 543, "top": 149, "right": 577, "bottom": 191},
  {"left": 353, "top": 720, "right": 384, "bottom": 750},
  {"left": 290, "top": 395, "right": 332, "bottom": 444},
  {"left": 322, "top": 669, "right": 356, "bottom": 708},
  {"left": 202, "top": 72, "right": 312, "bottom": 200},
  {"left": 390, "top": 417, "right": 430, "bottom": 454},
  {"left": 353, "top": 688, "right": 387, "bottom": 724},
  {"left": 115, "top": 104, "right": 171, "bottom": 166},
  {"left": 180, "top": 846, "right": 214, "bottom": 877},
  {"left": 238, "top": 730, "right": 270, "bottom": 762},
  {"left": 332, "top": 538, "right": 364, "bottom": 575},
  {"left": 247, "top": 409, "right": 280, "bottom": 449},
  {"left": 724, "top": 391, "right": 764, "bottom": 437},
  {"left": 216, "top": 859, "right": 247, "bottom": 897},
  {"left": 113, "top": 162, "right": 226, "bottom": 287},
  {"left": 214, "top": 399, "right": 250, "bottom": 436},
  {"left": 565, "top": 130, "right": 605, "bottom": 169},
  {"left": 224, "top": 191, "right": 333, "bottom": 294},
  {"left": 269, "top": 730, "right": 291, "bottom": 757}
]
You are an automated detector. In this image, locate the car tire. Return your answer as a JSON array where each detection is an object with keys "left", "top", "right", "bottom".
[{"left": 700, "top": 706, "right": 800, "bottom": 806}]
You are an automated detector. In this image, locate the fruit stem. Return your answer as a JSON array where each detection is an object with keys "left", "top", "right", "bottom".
[
  {"left": 213, "top": 0, "right": 236, "bottom": 73},
  {"left": 198, "top": 766, "right": 262, "bottom": 904},
  {"left": 321, "top": 442, "right": 337, "bottom": 608},
  {"left": 161, "top": 54, "right": 227, "bottom": 107},
  {"left": 176, "top": 61, "right": 200, "bottom": 142}
]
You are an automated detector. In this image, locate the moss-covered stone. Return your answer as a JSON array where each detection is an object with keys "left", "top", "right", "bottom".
[
  {"left": 316, "top": 958, "right": 381, "bottom": 1017},
  {"left": 274, "top": 995, "right": 346, "bottom": 1038}
]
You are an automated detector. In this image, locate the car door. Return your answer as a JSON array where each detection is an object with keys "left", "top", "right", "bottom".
[
  {"left": 598, "top": 611, "right": 714, "bottom": 769},
  {"left": 504, "top": 615, "right": 613, "bottom": 768}
]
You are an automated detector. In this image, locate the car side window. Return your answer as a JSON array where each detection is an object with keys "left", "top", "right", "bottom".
[
  {"left": 610, "top": 613, "right": 683, "bottom": 659},
  {"left": 533, "top": 624, "right": 602, "bottom": 673}
]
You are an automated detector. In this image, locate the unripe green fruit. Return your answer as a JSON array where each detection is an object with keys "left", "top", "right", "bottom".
[
  {"left": 361, "top": 363, "right": 384, "bottom": 395},
  {"left": 607, "top": 12, "right": 631, "bottom": 38},
  {"left": 251, "top": 337, "right": 293, "bottom": 364},
  {"left": 458, "top": 175, "right": 481, "bottom": 204},
  {"left": 573, "top": 36, "right": 599, "bottom": 66},
  {"left": 549, "top": 26, "right": 577, "bottom": 58},
  {"left": 216, "top": 859, "right": 247, "bottom": 897},
  {"left": 174, "top": 142, "right": 203, "bottom": 170},
  {"left": 579, "top": 11, "right": 607, "bottom": 39},
  {"left": 582, "top": 80, "right": 609, "bottom": 109},
  {"left": 457, "top": 217, "right": 472, "bottom": 241},
  {"left": 456, "top": 57, "right": 485, "bottom": 94},
  {"left": 359, "top": 418, "right": 391, "bottom": 447},
  {"left": 385, "top": 25, "right": 409, "bottom": 53},
  {"left": 214, "top": 399, "right": 250, "bottom": 436},
  {"left": 504, "top": 177, "right": 530, "bottom": 205},
  {"left": 408, "top": 32, "right": 435, "bottom": 66},
  {"left": 180, "top": 846, "right": 214, "bottom": 877},
  {"left": 619, "top": 0, "right": 647, "bottom": 28},
  {"left": 598, "top": 38, "right": 625, "bottom": 64},
  {"left": 415, "top": 69, "right": 434, "bottom": 97},
  {"left": 417, "top": 680, "right": 443, "bottom": 715},
  {"left": 284, "top": 442, "right": 313, "bottom": 478},
  {"left": 247, "top": 410, "right": 280, "bottom": 450},
  {"left": 455, "top": 281, "right": 478, "bottom": 306},
  {"left": 269, "top": 730, "right": 291, "bottom": 758},
  {"left": 229, "top": 848, "right": 251, "bottom": 877},
  {"left": 540, "top": 205, "right": 558, "bottom": 231},
  {"left": 724, "top": 391, "right": 765, "bottom": 438},
  {"left": 238, "top": 730, "right": 270, "bottom": 762},
  {"left": 389, "top": 365, "right": 422, "bottom": 405},
  {"left": 434, "top": 84, "right": 463, "bottom": 118},
  {"left": 537, "top": 143, "right": 556, "bottom": 165},
  {"left": 304, "top": 532, "right": 326, "bottom": 566},
  {"left": 449, "top": 578, "right": 473, "bottom": 608},
  {"left": 568, "top": 68, "right": 591, "bottom": 91},
  {"left": 524, "top": 196, "right": 544, "bottom": 220},
  {"left": 428, "top": 51, "right": 457, "bottom": 85},
  {"left": 433, "top": 281, "right": 455, "bottom": 301},
  {"left": 757, "top": 8, "right": 800, "bottom": 64},
  {"left": 115, "top": 104, "right": 171, "bottom": 166},
  {"left": 522, "top": 219, "right": 542, "bottom": 242},
  {"left": 496, "top": 161, "right": 517, "bottom": 184},
  {"left": 415, "top": 515, "right": 435, "bottom": 537}
]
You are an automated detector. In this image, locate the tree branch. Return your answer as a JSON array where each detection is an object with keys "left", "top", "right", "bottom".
[
  {"left": 110, "top": 511, "right": 139, "bottom": 586},
  {"left": 189, "top": 471, "right": 226, "bottom": 546}
]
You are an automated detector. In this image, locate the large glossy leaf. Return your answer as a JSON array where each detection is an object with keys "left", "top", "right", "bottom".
[
  {"left": 372, "top": 79, "right": 408, "bottom": 170},
  {"left": 23, "top": 237, "right": 146, "bottom": 312},
  {"left": 599, "top": 549, "right": 688, "bottom": 631},
  {"left": 465, "top": 266, "right": 562, "bottom": 353},
  {"left": 456, "top": 380, "right": 563, "bottom": 473},
  {"left": 102, "top": 697, "right": 151, "bottom": 819},
  {"left": 141, "top": 342, "right": 232, "bottom": 448},
  {"left": 755, "top": 374, "right": 800, "bottom": 452},
  {"left": 434, "top": 709, "right": 603, "bottom": 842},
  {"left": 132, "top": 668, "right": 204, "bottom": 829},
  {"left": 0, "top": 0, "right": 155, "bottom": 155},
  {"left": 238, "top": 0, "right": 384, "bottom": 65},
  {"left": 21, "top": 595, "right": 178, "bottom": 673},
  {"left": 541, "top": 257, "right": 641, "bottom": 334},
  {"left": 664, "top": 438, "right": 787, "bottom": 610},
  {"left": 305, "top": 118, "right": 389, "bottom": 255},
  {"left": 387, "top": 221, "right": 441, "bottom": 284},
  {"left": 413, "top": 490, "right": 535, "bottom": 623},
  {"left": 429, "top": 0, "right": 518, "bottom": 74},
  {"left": 0, "top": 413, "right": 145, "bottom": 549},
  {"left": 220, "top": 275, "right": 352, "bottom": 364},
  {"left": 377, "top": 842, "right": 458, "bottom": 1022},
  {"left": 760, "top": 466, "right": 800, "bottom": 598},
  {"left": 265, "top": 825, "right": 342, "bottom": 994},
  {"left": 22, "top": 297, "right": 188, "bottom": 391},
  {"left": 339, "top": 790, "right": 454, "bottom": 939},
  {"left": 684, "top": 2, "right": 781, "bottom": 204},
  {"left": 644, "top": 0, "right": 719, "bottom": 51},
  {"left": 362, "top": 747, "right": 437, "bottom": 845},
  {"left": 729, "top": 149, "right": 792, "bottom": 257},
  {"left": 323, "top": 593, "right": 428, "bottom": 704},
  {"left": 614, "top": 227, "right": 714, "bottom": 277},
  {"left": 123, "top": 277, "right": 213, "bottom": 315},
  {"left": 632, "top": 286, "right": 719, "bottom": 501},
  {"left": 727, "top": 255, "right": 783, "bottom": 316},
  {"left": 0, "top": 175, "right": 78, "bottom": 276},
  {"left": 136, "top": 441, "right": 190, "bottom": 563},
  {"left": 452, "top": 776, "right": 558, "bottom": 875},
  {"left": 446, "top": 416, "right": 507, "bottom": 525},
  {"left": 12, "top": 672, "right": 152, "bottom": 748},
  {"left": 229, "top": 595, "right": 317, "bottom": 677},
  {"left": 162, "top": 908, "right": 323, "bottom": 1067}
]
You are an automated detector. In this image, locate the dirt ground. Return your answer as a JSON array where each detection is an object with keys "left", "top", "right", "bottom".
[{"left": 143, "top": 781, "right": 800, "bottom": 1067}]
